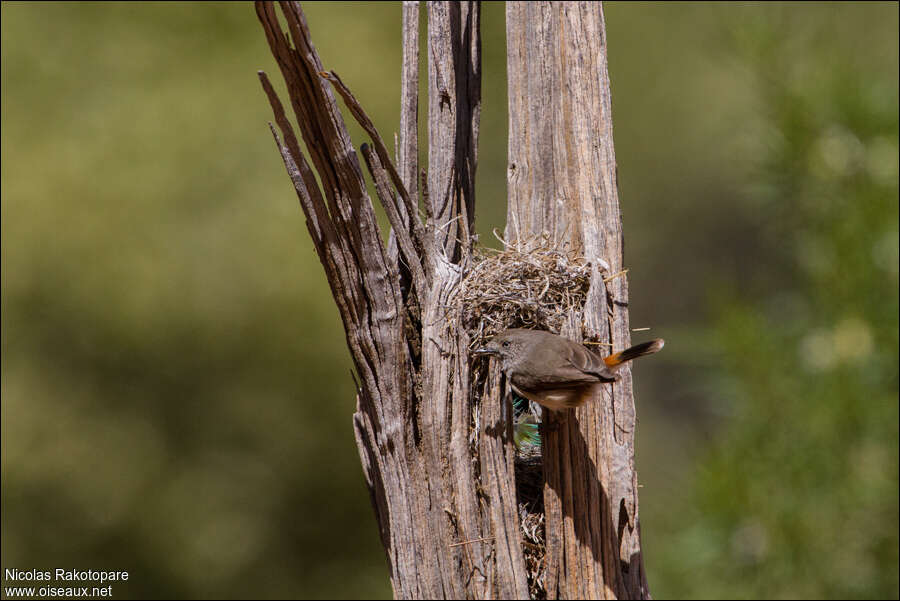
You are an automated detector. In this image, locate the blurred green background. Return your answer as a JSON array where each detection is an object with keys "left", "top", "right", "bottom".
[{"left": 2, "top": 2, "right": 897, "bottom": 599}]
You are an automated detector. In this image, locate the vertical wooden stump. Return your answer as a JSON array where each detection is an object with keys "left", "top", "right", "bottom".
[
  {"left": 258, "top": 1, "right": 648, "bottom": 598},
  {"left": 506, "top": 2, "right": 650, "bottom": 599}
]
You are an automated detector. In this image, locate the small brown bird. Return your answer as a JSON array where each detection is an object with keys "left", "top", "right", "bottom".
[{"left": 473, "top": 328, "right": 664, "bottom": 411}]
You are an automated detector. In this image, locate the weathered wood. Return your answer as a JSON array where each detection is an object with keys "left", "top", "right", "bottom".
[
  {"left": 258, "top": 1, "right": 527, "bottom": 598},
  {"left": 426, "top": 1, "right": 480, "bottom": 261},
  {"left": 259, "top": 1, "right": 647, "bottom": 598},
  {"left": 506, "top": 2, "right": 650, "bottom": 599},
  {"left": 387, "top": 1, "right": 420, "bottom": 309},
  {"left": 257, "top": 3, "right": 424, "bottom": 596},
  {"left": 398, "top": 1, "right": 420, "bottom": 202}
]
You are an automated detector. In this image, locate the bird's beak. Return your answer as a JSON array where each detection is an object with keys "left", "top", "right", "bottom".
[{"left": 472, "top": 347, "right": 499, "bottom": 356}]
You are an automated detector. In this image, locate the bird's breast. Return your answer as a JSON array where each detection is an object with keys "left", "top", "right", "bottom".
[{"left": 510, "top": 383, "right": 590, "bottom": 411}]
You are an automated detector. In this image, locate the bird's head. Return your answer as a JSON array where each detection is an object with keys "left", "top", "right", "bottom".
[{"left": 472, "top": 329, "right": 535, "bottom": 371}]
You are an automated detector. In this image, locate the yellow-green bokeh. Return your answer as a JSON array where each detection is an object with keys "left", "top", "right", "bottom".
[{"left": 3, "top": 2, "right": 897, "bottom": 599}]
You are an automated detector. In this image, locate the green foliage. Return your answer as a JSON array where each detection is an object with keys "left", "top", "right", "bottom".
[{"left": 650, "top": 7, "right": 899, "bottom": 598}]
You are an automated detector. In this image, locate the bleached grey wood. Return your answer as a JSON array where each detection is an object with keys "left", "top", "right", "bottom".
[
  {"left": 259, "top": 1, "right": 649, "bottom": 598},
  {"left": 506, "top": 2, "right": 651, "bottom": 599},
  {"left": 257, "top": 2, "right": 527, "bottom": 598},
  {"left": 399, "top": 1, "right": 419, "bottom": 204},
  {"left": 426, "top": 1, "right": 481, "bottom": 261}
]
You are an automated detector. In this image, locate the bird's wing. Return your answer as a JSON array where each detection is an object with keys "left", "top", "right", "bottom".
[
  {"left": 563, "top": 341, "right": 617, "bottom": 381},
  {"left": 511, "top": 364, "right": 600, "bottom": 389}
]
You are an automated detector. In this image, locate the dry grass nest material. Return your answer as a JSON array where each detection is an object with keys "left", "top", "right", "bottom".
[{"left": 457, "top": 242, "right": 594, "bottom": 346}]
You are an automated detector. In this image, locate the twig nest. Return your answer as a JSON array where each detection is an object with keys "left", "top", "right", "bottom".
[{"left": 457, "top": 240, "right": 596, "bottom": 347}]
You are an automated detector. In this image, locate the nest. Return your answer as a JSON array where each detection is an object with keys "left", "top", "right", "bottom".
[
  {"left": 456, "top": 237, "right": 601, "bottom": 600},
  {"left": 458, "top": 240, "right": 594, "bottom": 347}
]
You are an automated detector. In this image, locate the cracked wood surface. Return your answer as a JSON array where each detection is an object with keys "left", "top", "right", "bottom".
[
  {"left": 258, "top": 1, "right": 647, "bottom": 598},
  {"left": 506, "top": 2, "right": 650, "bottom": 599},
  {"left": 257, "top": 2, "right": 527, "bottom": 598}
]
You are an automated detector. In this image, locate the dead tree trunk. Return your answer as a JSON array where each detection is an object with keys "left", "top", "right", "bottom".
[
  {"left": 506, "top": 3, "right": 650, "bottom": 598},
  {"left": 257, "top": 1, "right": 648, "bottom": 598}
]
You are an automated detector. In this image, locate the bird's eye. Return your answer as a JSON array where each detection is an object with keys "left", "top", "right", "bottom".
[{"left": 502, "top": 341, "right": 510, "bottom": 348}]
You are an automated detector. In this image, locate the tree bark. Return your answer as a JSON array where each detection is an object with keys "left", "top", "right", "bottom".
[
  {"left": 506, "top": 2, "right": 650, "bottom": 599},
  {"left": 257, "top": 1, "right": 647, "bottom": 598}
]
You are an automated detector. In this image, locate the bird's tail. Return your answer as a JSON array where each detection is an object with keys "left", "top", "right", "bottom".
[{"left": 603, "top": 339, "right": 665, "bottom": 368}]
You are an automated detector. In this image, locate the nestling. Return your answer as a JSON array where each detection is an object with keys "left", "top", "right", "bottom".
[{"left": 473, "top": 328, "right": 664, "bottom": 411}]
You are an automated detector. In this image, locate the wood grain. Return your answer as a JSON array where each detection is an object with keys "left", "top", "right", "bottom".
[
  {"left": 257, "top": 1, "right": 527, "bottom": 598},
  {"left": 506, "top": 2, "right": 650, "bottom": 599},
  {"left": 258, "top": 1, "right": 647, "bottom": 598}
]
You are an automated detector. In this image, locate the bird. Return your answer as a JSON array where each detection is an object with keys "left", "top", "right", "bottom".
[{"left": 472, "top": 328, "right": 664, "bottom": 411}]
